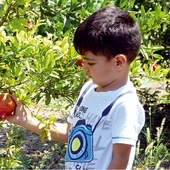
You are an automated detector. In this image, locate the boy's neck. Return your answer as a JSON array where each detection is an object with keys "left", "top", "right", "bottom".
[{"left": 96, "top": 74, "right": 129, "bottom": 92}]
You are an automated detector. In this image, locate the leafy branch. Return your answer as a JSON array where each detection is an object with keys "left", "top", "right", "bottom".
[{"left": 0, "top": 1, "right": 18, "bottom": 27}]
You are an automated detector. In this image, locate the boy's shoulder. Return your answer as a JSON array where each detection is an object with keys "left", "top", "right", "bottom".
[
  {"left": 81, "top": 80, "right": 94, "bottom": 91},
  {"left": 83, "top": 80, "right": 94, "bottom": 87}
]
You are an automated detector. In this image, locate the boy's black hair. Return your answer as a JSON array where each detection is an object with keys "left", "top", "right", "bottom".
[{"left": 73, "top": 6, "right": 141, "bottom": 63}]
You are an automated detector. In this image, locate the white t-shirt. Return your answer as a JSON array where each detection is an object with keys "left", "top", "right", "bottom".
[{"left": 65, "top": 80, "right": 145, "bottom": 170}]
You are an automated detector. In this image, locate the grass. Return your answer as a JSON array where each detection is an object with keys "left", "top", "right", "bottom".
[{"left": 134, "top": 118, "right": 170, "bottom": 169}]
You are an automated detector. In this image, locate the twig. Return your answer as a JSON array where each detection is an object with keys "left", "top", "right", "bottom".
[{"left": 0, "top": 1, "right": 18, "bottom": 27}]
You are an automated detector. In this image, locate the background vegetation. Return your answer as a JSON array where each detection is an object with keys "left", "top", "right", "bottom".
[{"left": 0, "top": 0, "right": 169, "bottom": 169}]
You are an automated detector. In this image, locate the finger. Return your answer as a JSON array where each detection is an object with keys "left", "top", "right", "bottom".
[
  {"left": 11, "top": 94, "right": 22, "bottom": 106},
  {"left": 0, "top": 115, "right": 6, "bottom": 122}
]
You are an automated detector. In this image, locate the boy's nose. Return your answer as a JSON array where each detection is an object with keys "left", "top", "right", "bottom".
[{"left": 83, "top": 62, "right": 88, "bottom": 72}]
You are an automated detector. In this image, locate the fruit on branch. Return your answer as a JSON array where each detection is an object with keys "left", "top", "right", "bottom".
[
  {"left": 152, "top": 62, "right": 158, "bottom": 71},
  {"left": 0, "top": 93, "right": 16, "bottom": 120},
  {"left": 76, "top": 59, "right": 83, "bottom": 67},
  {"left": 27, "top": 19, "right": 33, "bottom": 30}
]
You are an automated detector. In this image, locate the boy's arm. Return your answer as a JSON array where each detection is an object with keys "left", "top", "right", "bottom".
[
  {"left": 6, "top": 94, "right": 70, "bottom": 143},
  {"left": 108, "top": 143, "right": 132, "bottom": 170}
]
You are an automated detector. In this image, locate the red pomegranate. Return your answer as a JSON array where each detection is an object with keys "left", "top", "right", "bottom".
[{"left": 0, "top": 93, "right": 16, "bottom": 120}]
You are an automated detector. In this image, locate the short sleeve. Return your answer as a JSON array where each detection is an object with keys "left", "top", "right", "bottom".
[{"left": 111, "top": 100, "right": 145, "bottom": 146}]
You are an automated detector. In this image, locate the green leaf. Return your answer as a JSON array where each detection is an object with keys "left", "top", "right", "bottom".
[
  {"left": 49, "top": 114, "right": 56, "bottom": 122},
  {"left": 49, "top": 71, "right": 60, "bottom": 79},
  {"left": 45, "top": 93, "right": 51, "bottom": 105},
  {"left": 8, "top": 19, "right": 27, "bottom": 31},
  {"left": 18, "top": 0, "right": 26, "bottom": 5},
  {"left": 40, "top": 130, "right": 47, "bottom": 142},
  {"left": 148, "top": 18, "right": 154, "bottom": 28},
  {"left": 129, "top": 0, "right": 136, "bottom": 8},
  {"left": 141, "top": 5, "right": 146, "bottom": 18},
  {"left": 152, "top": 46, "right": 164, "bottom": 51},
  {"left": 37, "top": 114, "right": 43, "bottom": 121},
  {"left": 119, "top": 0, "right": 127, "bottom": 8},
  {"left": 17, "top": 0, "right": 31, "bottom": 5},
  {"left": 153, "top": 54, "right": 163, "bottom": 60},
  {"left": 63, "top": 16, "right": 71, "bottom": 33},
  {"left": 140, "top": 47, "right": 149, "bottom": 60},
  {"left": 71, "top": 0, "right": 78, "bottom": 9}
]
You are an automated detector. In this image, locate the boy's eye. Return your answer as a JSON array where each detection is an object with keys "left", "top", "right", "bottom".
[
  {"left": 87, "top": 63, "right": 95, "bottom": 66},
  {"left": 82, "top": 59, "right": 95, "bottom": 66}
]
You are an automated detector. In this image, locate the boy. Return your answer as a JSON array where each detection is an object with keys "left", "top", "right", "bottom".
[{"left": 6, "top": 6, "right": 145, "bottom": 170}]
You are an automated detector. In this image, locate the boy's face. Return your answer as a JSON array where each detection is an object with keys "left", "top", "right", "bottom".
[{"left": 82, "top": 51, "right": 122, "bottom": 89}]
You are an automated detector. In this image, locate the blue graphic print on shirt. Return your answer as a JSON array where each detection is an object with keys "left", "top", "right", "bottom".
[{"left": 65, "top": 119, "right": 93, "bottom": 162}]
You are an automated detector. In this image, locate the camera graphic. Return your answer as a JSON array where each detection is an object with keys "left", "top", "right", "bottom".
[{"left": 65, "top": 119, "right": 93, "bottom": 162}]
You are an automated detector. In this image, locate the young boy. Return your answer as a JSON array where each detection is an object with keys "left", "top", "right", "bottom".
[{"left": 6, "top": 6, "right": 145, "bottom": 170}]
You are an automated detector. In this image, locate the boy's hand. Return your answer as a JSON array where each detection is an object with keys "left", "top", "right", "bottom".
[
  {"left": 6, "top": 95, "right": 32, "bottom": 126},
  {"left": 3, "top": 94, "right": 69, "bottom": 143}
]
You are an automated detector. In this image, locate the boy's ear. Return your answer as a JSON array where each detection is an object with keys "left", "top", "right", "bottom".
[{"left": 114, "top": 54, "right": 127, "bottom": 69}]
